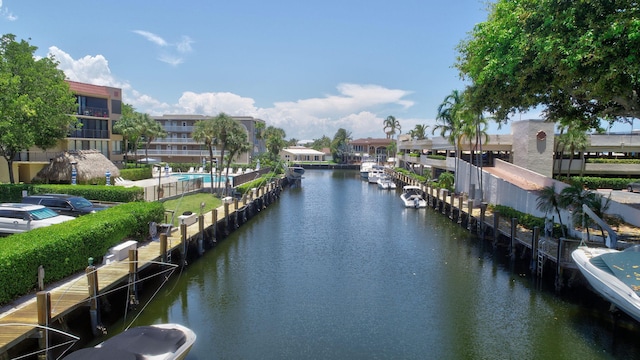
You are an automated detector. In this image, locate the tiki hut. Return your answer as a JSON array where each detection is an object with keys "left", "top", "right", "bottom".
[{"left": 34, "top": 150, "right": 120, "bottom": 184}]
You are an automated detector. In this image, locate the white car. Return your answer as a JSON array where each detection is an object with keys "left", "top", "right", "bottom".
[{"left": 0, "top": 203, "right": 75, "bottom": 235}]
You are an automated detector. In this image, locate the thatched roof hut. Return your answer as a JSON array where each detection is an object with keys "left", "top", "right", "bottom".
[{"left": 35, "top": 150, "right": 120, "bottom": 184}]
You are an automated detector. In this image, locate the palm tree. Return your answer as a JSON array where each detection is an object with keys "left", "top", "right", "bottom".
[
  {"left": 141, "top": 114, "right": 167, "bottom": 165},
  {"left": 410, "top": 124, "right": 429, "bottom": 140},
  {"left": 562, "top": 126, "right": 589, "bottom": 178},
  {"left": 222, "top": 124, "right": 251, "bottom": 195},
  {"left": 554, "top": 125, "right": 566, "bottom": 176},
  {"left": 434, "top": 90, "right": 463, "bottom": 187},
  {"left": 536, "top": 184, "right": 566, "bottom": 238},
  {"left": 193, "top": 118, "right": 219, "bottom": 193},
  {"left": 383, "top": 115, "right": 401, "bottom": 140},
  {"left": 112, "top": 103, "right": 137, "bottom": 164},
  {"left": 559, "top": 181, "right": 594, "bottom": 239},
  {"left": 264, "top": 126, "right": 287, "bottom": 161}
]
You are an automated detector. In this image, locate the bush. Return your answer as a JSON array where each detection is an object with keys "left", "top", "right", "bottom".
[
  {"left": 0, "top": 201, "right": 164, "bottom": 305},
  {"left": 490, "top": 204, "right": 566, "bottom": 238},
  {"left": 0, "top": 184, "right": 144, "bottom": 203},
  {"left": 561, "top": 176, "right": 640, "bottom": 190}
]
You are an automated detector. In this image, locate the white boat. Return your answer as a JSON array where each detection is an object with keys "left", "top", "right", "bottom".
[
  {"left": 368, "top": 167, "right": 385, "bottom": 184},
  {"left": 400, "top": 185, "right": 427, "bottom": 208},
  {"left": 572, "top": 245, "right": 640, "bottom": 322},
  {"left": 63, "top": 323, "right": 196, "bottom": 360},
  {"left": 359, "top": 158, "right": 377, "bottom": 179},
  {"left": 377, "top": 175, "right": 396, "bottom": 189}
]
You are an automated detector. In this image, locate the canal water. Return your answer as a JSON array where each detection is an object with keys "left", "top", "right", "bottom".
[{"left": 129, "top": 170, "right": 640, "bottom": 359}]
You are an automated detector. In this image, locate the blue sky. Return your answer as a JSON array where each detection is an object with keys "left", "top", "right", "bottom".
[{"left": 5, "top": 0, "right": 614, "bottom": 141}]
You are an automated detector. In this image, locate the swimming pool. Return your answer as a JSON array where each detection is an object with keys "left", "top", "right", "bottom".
[{"left": 171, "top": 174, "right": 228, "bottom": 183}]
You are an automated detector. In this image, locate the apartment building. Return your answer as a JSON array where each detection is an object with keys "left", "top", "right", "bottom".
[
  {"left": 0, "top": 80, "right": 123, "bottom": 183},
  {"left": 139, "top": 115, "right": 266, "bottom": 165}
]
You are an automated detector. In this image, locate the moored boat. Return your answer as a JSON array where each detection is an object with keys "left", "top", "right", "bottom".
[
  {"left": 63, "top": 323, "right": 196, "bottom": 360},
  {"left": 572, "top": 245, "right": 640, "bottom": 322},
  {"left": 400, "top": 185, "right": 427, "bottom": 208},
  {"left": 377, "top": 175, "right": 395, "bottom": 189},
  {"left": 286, "top": 166, "right": 305, "bottom": 181},
  {"left": 359, "top": 157, "right": 377, "bottom": 179}
]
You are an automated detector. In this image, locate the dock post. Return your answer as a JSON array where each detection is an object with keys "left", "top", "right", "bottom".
[
  {"left": 198, "top": 214, "right": 205, "bottom": 254},
  {"left": 212, "top": 209, "right": 218, "bottom": 242},
  {"left": 466, "top": 200, "right": 474, "bottom": 231},
  {"left": 531, "top": 226, "right": 540, "bottom": 275},
  {"left": 128, "top": 249, "right": 139, "bottom": 309},
  {"left": 457, "top": 195, "right": 464, "bottom": 224},
  {"left": 86, "top": 258, "right": 102, "bottom": 336},
  {"left": 556, "top": 237, "right": 564, "bottom": 291},
  {"left": 493, "top": 211, "right": 500, "bottom": 246},
  {"left": 160, "top": 233, "right": 168, "bottom": 263},
  {"left": 441, "top": 189, "right": 448, "bottom": 215},
  {"left": 36, "top": 291, "right": 51, "bottom": 358},
  {"left": 224, "top": 202, "right": 230, "bottom": 234},
  {"left": 181, "top": 223, "right": 188, "bottom": 265},
  {"left": 234, "top": 199, "right": 240, "bottom": 228},
  {"left": 479, "top": 203, "right": 487, "bottom": 237},
  {"left": 510, "top": 218, "right": 518, "bottom": 260}
]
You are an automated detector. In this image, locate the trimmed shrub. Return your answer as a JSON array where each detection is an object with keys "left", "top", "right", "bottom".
[{"left": 0, "top": 201, "right": 164, "bottom": 305}]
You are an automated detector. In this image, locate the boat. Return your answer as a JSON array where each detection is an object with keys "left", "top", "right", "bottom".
[
  {"left": 377, "top": 175, "right": 396, "bottom": 189},
  {"left": 367, "top": 167, "right": 385, "bottom": 184},
  {"left": 63, "top": 323, "right": 196, "bottom": 360},
  {"left": 359, "top": 157, "right": 377, "bottom": 179},
  {"left": 572, "top": 245, "right": 640, "bottom": 322},
  {"left": 400, "top": 185, "right": 427, "bottom": 208},
  {"left": 285, "top": 166, "right": 305, "bottom": 181}
]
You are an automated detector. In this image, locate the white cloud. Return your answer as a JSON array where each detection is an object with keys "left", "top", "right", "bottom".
[
  {"left": 132, "top": 30, "right": 167, "bottom": 46},
  {"left": 132, "top": 30, "right": 193, "bottom": 66},
  {"left": 50, "top": 47, "right": 422, "bottom": 140},
  {"left": 0, "top": 0, "right": 17, "bottom": 21}
]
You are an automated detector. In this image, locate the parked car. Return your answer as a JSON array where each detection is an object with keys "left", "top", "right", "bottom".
[
  {"left": 0, "top": 203, "right": 75, "bottom": 235},
  {"left": 628, "top": 182, "right": 640, "bottom": 193},
  {"left": 21, "top": 194, "right": 108, "bottom": 217}
]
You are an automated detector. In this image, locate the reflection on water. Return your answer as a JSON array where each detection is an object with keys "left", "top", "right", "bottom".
[{"left": 130, "top": 170, "right": 640, "bottom": 359}]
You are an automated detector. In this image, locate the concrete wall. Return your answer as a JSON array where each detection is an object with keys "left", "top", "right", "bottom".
[
  {"left": 455, "top": 159, "right": 640, "bottom": 231},
  {"left": 511, "top": 120, "right": 555, "bottom": 178}
]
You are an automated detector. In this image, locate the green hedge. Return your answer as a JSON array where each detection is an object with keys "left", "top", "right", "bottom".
[
  {"left": 0, "top": 184, "right": 144, "bottom": 203},
  {"left": 586, "top": 158, "right": 640, "bottom": 164},
  {"left": 120, "top": 167, "right": 153, "bottom": 181},
  {"left": 0, "top": 201, "right": 164, "bottom": 305},
  {"left": 562, "top": 176, "right": 640, "bottom": 190},
  {"left": 490, "top": 204, "right": 565, "bottom": 238}
]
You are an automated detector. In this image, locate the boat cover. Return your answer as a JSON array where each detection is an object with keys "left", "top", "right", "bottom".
[
  {"left": 592, "top": 248, "right": 640, "bottom": 294},
  {"left": 64, "top": 325, "right": 187, "bottom": 359}
]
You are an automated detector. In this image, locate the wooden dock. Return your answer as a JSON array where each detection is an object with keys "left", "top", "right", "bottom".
[
  {"left": 0, "top": 181, "right": 283, "bottom": 357},
  {"left": 393, "top": 171, "right": 580, "bottom": 280}
]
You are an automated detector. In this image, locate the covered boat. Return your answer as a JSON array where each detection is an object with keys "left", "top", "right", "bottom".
[
  {"left": 572, "top": 245, "right": 640, "bottom": 322},
  {"left": 63, "top": 323, "right": 196, "bottom": 360},
  {"left": 400, "top": 185, "right": 427, "bottom": 208}
]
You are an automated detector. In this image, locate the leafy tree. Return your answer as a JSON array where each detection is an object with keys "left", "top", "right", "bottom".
[
  {"left": 535, "top": 184, "right": 566, "bottom": 238},
  {"left": 286, "top": 138, "right": 299, "bottom": 147},
  {"left": 310, "top": 135, "right": 331, "bottom": 151},
  {"left": 209, "top": 113, "right": 240, "bottom": 192},
  {"left": 383, "top": 115, "right": 401, "bottom": 140},
  {"left": 386, "top": 141, "right": 397, "bottom": 162},
  {"left": 456, "top": 0, "right": 640, "bottom": 130},
  {"left": 264, "top": 126, "right": 287, "bottom": 161},
  {"left": 0, "top": 34, "right": 78, "bottom": 183},
  {"left": 331, "top": 128, "right": 352, "bottom": 164}
]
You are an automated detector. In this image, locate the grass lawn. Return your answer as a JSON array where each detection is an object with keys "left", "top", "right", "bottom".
[{"left": 162, "top": 192, "right": 223, "bottom": 227}]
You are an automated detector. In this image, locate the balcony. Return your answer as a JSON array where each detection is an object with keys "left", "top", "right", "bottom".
[
  {"left": 69, "top": 129, "right": 109, "bottom": 139},
  {"left": 163, "top": 125, "right": 194, "bottom": 132},
  {"left": 78, "top": 106, "right": 109, "bottom": 118},
  {"left": 133, "top": 149, "right": 221, "bottom": 157},
  {"left": 154, "top": 138, "right": 197, "bottom": 144}
]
